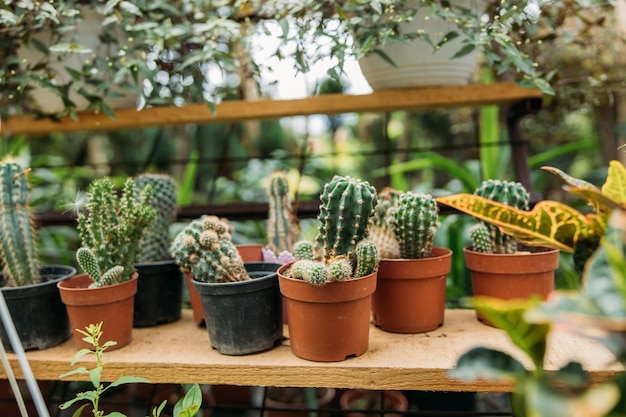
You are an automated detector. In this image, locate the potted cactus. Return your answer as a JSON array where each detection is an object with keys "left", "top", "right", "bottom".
[
  {"left": 132, "top": 173, "right": 183, "bottom": 327},
  {"left": 437, "top": 179, "right": 560, "bottom": 326},
  {"left": 57, "top": 177, "right": 156, "bottom": 350},
  {"left": 0, "top": 157, "right": 76, "bottom": 352},
  {"left": 277, "top": 175, "right": 379, "bottom": 362},
  {"left": 171, "top": 215, "right": 283, "bottom": 355},
  {"left": 369, "top": 189, "right": 452, "bottom": 334}
]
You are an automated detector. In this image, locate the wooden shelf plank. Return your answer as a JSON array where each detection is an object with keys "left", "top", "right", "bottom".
[
  {"left": 2, "top": 82, "right": 542, "bottom": 136},
  {"left": 1, "top": 309, "right": 619, "bottom": 391}
]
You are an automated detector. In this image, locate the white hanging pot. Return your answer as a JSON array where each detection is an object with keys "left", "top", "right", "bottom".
[
  {"left": 19, "top": 8, "right": 139, "bottom": 114},
  {"left": 357, "top": 0, "right": 487, "bottom": 90}
]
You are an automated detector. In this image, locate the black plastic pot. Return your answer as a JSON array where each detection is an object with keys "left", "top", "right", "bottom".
[
  {"left": 0, "top": 265, "right": 76, "bottom": 352},
  {"left": 134, "top": 259, "right": 183, "bottom": 327},
  {"left": 193, "top": 262, "right": 283, "bottom": 355}
]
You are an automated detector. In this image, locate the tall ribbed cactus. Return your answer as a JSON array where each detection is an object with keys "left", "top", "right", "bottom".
[
  {"left": 315, "top": 175, "right": 378, "bottom": 259},
  {"left": 286, "top": 176, "right": 379, "bottom": 286},
  {"left": 392, "top": 192, "right": 439, "bottom": 259},
  {"left": 134, "top": 173, "right": 178, "bottom": 263},
  {"left": 77, "top": 177, "right": 156, "bottom": 284},
  {"left": 170, "top": 215, "right": 250, "bottom": 283},
  {"left": 266, "top": 170, "right": 300, "bottom": 255},
  {"left": 0, "top": 157, "right": 39, "bottom": 287},
  {"left": 473, "top": 180, "right": 530, "bottom": 254}
]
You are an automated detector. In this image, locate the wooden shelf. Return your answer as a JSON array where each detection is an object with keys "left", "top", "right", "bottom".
[
  {"left": 2, "top": 309, "right": 620, "bottom": 392},
  {"left": 2, "top": 82, "right": 542, "bottom": 136}
]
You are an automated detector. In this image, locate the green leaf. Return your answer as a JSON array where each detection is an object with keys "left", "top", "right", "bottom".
[
  {"left": 173, "top": 384, "right": 202, "bottom": 417},
  {"left": 451, "top": 347, "right": 525, "bottom": 381},
  {"left": 109, "top": 376, "right": 150, "bottom": 388}
]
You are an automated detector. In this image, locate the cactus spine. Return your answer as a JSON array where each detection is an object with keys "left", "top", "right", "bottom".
[
  {"left": 392, "top": 192, "right": 439, "bottom": 259},
  {"left": 77, "top": 177, "right": 156, "bottom": 284},
  {"left": 170, "top": 215, "right": 250, "bottom": 283},
  {"left": 0, "top": 157, "right": 39, "bottom": 286},
  {"left": 134, "top": 173, "right": 178, "bottom": 263},
  {"left": 368, "top": 187, "right": 401, "bottom": 259},
  {"left": 286, "top": 176, "right": 379, "bottom": 286},
  {"left": 76, "top": 247, "right": 124, "bottom": 288},
  {"left": 265, "top": 171, "right": 300, "bottom": 262},
  {"left": 473, "top": 180, "right": 530, "bottom": 254}
]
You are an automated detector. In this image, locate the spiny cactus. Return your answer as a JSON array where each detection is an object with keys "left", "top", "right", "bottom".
[
  {"left": 264, "top": 170, "right": 300, "bottom": 263},
  {"left": 469, "top": 223, "right": 492, "bottom": 254},
  {"left": 315, "top": 175, "right": 378, "bottom": 259},
  {"left": 0, "top": 157, "right": 39, "bottom": 287},
  {"left": 369, "top": 187, "right": 401, "bottom": 259},
  {"left": 392, "top": 192, "right": 439, "bottom": 259},
  {"left": 293, "top": 240, "right": 315, "bottom": 261},
  {"left": 76, "top": 247, "right": 124, "bottom": 288},
  {"left": 285, "top": 176, "right": 379, "bottom": 286},
  {"left": 473, "top": 180, "right": 530, "bottom": 254},
  {"left": 354, "top": 239, "right": 379, "bottom": 277},
  {"left": 170, "top": 215, "right": 250, "bottom": 283},
  {"left": 76, "top": 177, "right": 156, "bottom": 284},
  {"left": 134, "top": 173, "right": 178, "bottom": 263}
]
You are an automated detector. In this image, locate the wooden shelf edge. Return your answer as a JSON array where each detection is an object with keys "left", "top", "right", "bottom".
[
  {"left": 2, "top": 82, "right": 542, "bottom": 136},
  {"left": 1, "top": 309, "right": 619, "bottom": 392}
]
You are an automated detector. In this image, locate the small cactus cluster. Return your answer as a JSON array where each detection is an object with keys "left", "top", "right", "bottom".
[
  {"left": 262, "top": 170, "right": 299, "bottom": 264},
  {"left": 76, "top": 247, "right": 124, "bottom": 288},
  {"left": 0, "top": 157, "right": 40, "bottom": 287},
  {"left": 369, "top": 189, "right": 440, "bottom": 260},
  {"left": 76, "top": 177, "right": 157, "bottom": 285},
  {"left": 134, "top": 173, "right": 178, "bottom": 263},
  {"left": 284, "top": 176, "right": 379, "bottom": 286},
  {"left": 170, "top": 215, "right": 250, "bottom": 283},
  {"left": 471, "top": 180, "right": 530, "bottom": 254}
]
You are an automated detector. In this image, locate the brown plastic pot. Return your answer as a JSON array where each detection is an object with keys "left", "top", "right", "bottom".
[
  {"left": 339, "top": 389, "right": 408, "bottom": 417},
  {"left": 464, "top": 246, "right": 560, "bottom": 326},
  {"left": 265, "top": 387, "right": 336, "bottom": 417},
  {"left": 184, "top": 270, "right": 205, "bottom": 326},
  {"left": 57, "top": 273, "right": 138, "bottom": 350},
  {"left": 236, "top": 244, "right": 264, "bottom": 262},
  {"left": 372, "top": 247, "right": 452, "bottom": 333},
  {"left": 278, "top": 263, "right": 377, "bottom": 362}
]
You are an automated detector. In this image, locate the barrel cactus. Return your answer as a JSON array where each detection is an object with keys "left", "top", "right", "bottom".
[
  {"left": 285, "top": 175, "right": 379, "bottom": 286},
  {"left": 170, "top": 215, "right": 250, "bottom": 283},
  {"left": 263, "top": 170, "right": 299, "bottom": 264},
  {"left": 472, "top": 180, "right": 530, "bottom": 254},
  {"left": 134, "top": 173, "right": 178, "bottom": 263},
  {"left": 392, "top": 192, "right": 440, "bottom": 259},
  {"left": 76, "top": 177, "right": 156, "bottom": 284},
  {"left": 0, "top": 157, "right": 39, "bottom": 287}
]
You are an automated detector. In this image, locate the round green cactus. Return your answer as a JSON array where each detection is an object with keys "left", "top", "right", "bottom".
[
  {"left": 473, "top": 180, "right": 530, "bottom": 254},
  {"left": 469, "top": 223, "right": 493, "bottom": 254},
  {"left": 392, "top": 192, "right": 439, "bottom": 259},
  {"left": 293, "top": 240, "right": 315, "bottom": 260},
  {"left": 354, "top": 238, "right": 379, "bottom": 277},
  {"left": 314, "top": 175, "right": 378, "bottom": 259},
  {"left": 134, "top": 173, "right": 178, "bottom": 263},
  {"left": 289, "top": 260, "right": 329, "bottom": 286},
  {"left": 170, "top": 215, "right": 250, "bottom": 283},
  {"left": 0, "top": 157, "right": 39, "bottom": 286},
  {"left": 328, "top": 258, "right": 353, "bottom": 282}
]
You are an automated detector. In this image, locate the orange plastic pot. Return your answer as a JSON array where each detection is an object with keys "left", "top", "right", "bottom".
[
  {"left": 372, "top": 247, "right": 452, "bottom": 333},
  {"left": 57, "top": 273, "right": 138, "bottom": 350},
  {"left": 278, "top": 263, "right": 377, "bottom": 362},
  {"left": 464, "top": 246, "right": 560, "bottom": 326}
]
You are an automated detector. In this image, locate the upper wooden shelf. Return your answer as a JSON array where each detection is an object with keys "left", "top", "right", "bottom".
[
  {"left": 2, "top": 82, "right": 542, "bottom": 136},
  {"left": 2, "top": 309, "right": 620, "bottom": 392}
]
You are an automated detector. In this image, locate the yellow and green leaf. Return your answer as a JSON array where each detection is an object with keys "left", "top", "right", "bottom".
[{"left": 436, "top": 194, "right": 596, "bottom": 252}]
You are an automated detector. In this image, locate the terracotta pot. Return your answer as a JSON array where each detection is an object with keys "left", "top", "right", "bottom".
[
  {"left": 236, "top": 244, "right": 264, "bottom": 262},
  {"left": 339, "top": 390, "right": 408, "bottom": 417},
  {"left": 464, "top": 246, "right": 560, "bottom": 326},
  {"left": 57, "top": 273, "right": 138, "bottom": 350},
  {"left": 372, "top": 247, "right": 452, "bottom": 333},
  {"left": 278, "top": 263, "right": 377, "bottom": 362},
  {"left": 265, "top": 387, "right": 336, "bottom": 417},
  {"left": 184, "top": 270, "right": 205, "bottom": 326}
]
